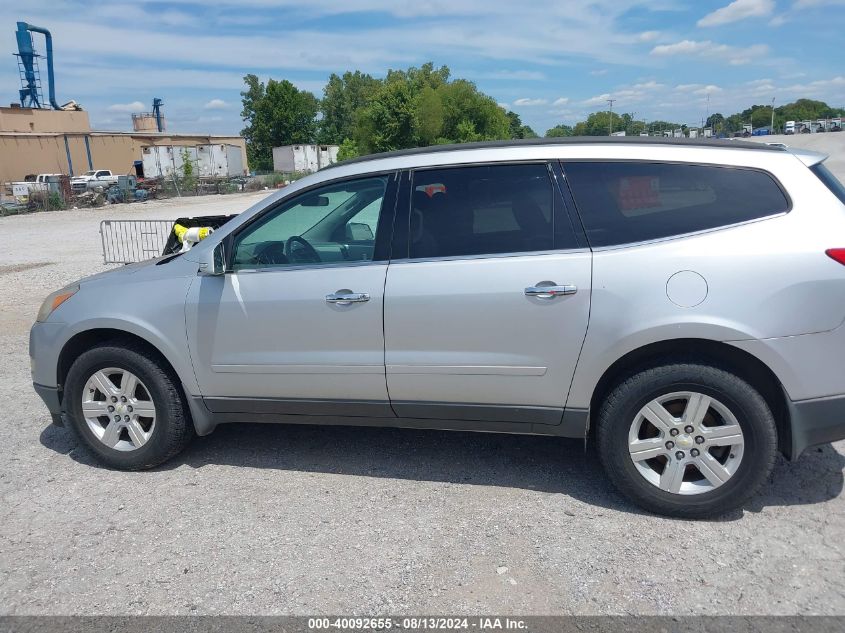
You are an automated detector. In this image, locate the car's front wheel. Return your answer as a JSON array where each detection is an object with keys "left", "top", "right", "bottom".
[
  {"left": 63, "top": 342, "right": 194, "bottom": 470},
  {"left": 596, "top": 362, "right": 777, "bottom": 518}
]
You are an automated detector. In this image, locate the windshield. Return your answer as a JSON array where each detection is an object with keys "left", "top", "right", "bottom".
[{"left": 83, "top": 170, "right": 96, "bottom": 176}]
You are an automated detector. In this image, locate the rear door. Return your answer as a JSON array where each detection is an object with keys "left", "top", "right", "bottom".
[{"left": 383, "top": 162, "right": 592, "bottom": 425}]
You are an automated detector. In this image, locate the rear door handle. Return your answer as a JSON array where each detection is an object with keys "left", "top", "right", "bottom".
[
  {"left": 524, "top": 283, "right": 577, "bottom": 299},
  {"left": 326, "top": 290, "right": 370, "bottom": 305}
]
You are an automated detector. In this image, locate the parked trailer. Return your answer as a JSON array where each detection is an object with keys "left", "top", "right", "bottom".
[
  {"left": 196, "top": 144, "right": 244, "bottom": 178},
  {"left": 272, "top": 144, "right": 339, "bottom": 173},
  {"left": 141, "top": 146, "right": 195, "bottom": 179},
  {"left": 141, "top": 144, "right": 244, "bottom": 179}
]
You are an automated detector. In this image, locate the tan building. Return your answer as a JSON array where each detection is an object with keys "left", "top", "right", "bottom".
[{"left": 0, "top": 106, "right": 248, "bottom": 184}]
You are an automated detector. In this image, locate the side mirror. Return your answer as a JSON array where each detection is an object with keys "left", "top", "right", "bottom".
[
  {"left": 212, "top": 241, "right": 227, "bottom": 274},
  {"left": 200, "top": 241, "right": 227, "bottom": 275},
  {"left": 345, "top": 222, "right": 374, "bottom": 241}
]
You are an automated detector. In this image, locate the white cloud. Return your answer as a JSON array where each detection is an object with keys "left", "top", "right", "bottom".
[
  {"left": 637, "top": 30, "right": 660, "bottom": 42},
  {"left": 203, "top": 98, "right": 229, "bottom": 110},
  {"left": 651, "top": 40, "right": 768, "bottom": 66},
  {"left": 590, "top": 69, "right": 608, "bottom": 76},
  {"left": 697, "top": 0, "right": 774, "bottom": 27},
  {"left": 785, "top": 75, "right": 845, "bottom": 94},
  {"left": 769, "top": 13, "right": 788, "bottom": 25},
  {"left": 793, "top": 0, "right": 845, "bottom": 7},
  {"left": 584, "top": 93, "right": 612, "bottom": 106},
  {"left": 693, "top": 84, "right": 722, "bottom": 94},
  {"left": 106, "top": 101, "right": 145, "bottom": 112},
  {"left": 513, "top": 98, "right": 549, "bottom": 106},
  {"left": 497, "top": 102, "right": 509, "bottom": 109},
  {"left": 652, "top": 40, "right": 710, "bottom": 55},
  {"left": 631, "top": 80, "right": 664, "bottom": 90},
  {"left": 552, "top": 97, "right": 570, "bottom": 106}
]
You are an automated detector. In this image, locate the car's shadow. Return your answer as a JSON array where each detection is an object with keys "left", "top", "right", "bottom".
[{"left": 40, "top": 422, "right": 845, "bottom": 520}]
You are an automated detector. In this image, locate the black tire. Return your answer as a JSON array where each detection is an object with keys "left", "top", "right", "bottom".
[
  {"left": 63, "top": 342, "right": 194, "bottom": 470},
  {"left": 596, "top": 362, "right": 777, "bottom": 519}
]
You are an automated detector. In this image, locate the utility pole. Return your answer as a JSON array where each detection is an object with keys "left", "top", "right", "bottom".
[
  {"left": 771, "top": 97, "right": 776, "bottom": 133},
  {"left": 607, "top": 98, "right": 616, "bottom": 135}
]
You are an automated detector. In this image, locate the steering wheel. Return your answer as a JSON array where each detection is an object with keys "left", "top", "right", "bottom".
[
  {"left": 285, "top": 235, "right": 321, "bottom": 264},
  {"left": 253, "top": 242, "right": 288, "bottom": 266}
]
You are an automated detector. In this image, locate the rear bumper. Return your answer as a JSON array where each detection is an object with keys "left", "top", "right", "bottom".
[
  {"left": 33, "top": 382, "right": 64, "bottom": 426},
  {"left": 788, "top": 394, "right": 845, "bottom": 459}
]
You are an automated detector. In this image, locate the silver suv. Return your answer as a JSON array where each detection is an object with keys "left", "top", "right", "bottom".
[{"left": 30, "top": 138, "right": 845, "bottom": 518}]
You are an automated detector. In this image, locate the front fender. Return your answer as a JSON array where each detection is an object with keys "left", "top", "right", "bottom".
[{"left": 40, "top": 271, "right": 199, "bottom": 396}]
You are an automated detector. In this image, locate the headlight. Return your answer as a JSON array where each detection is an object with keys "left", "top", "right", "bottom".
[{"left": 36, "top": 285, "right": 79, "bottom": 322}]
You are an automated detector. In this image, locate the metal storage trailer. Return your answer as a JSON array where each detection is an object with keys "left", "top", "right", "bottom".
[{"left": 272, "top": 144, "right": 339, "bottom": 173}]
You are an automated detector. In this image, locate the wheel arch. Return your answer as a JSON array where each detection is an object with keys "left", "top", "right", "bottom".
[
  {"left": 58, "top": 328, "right": 185, "bottom": 403},
  {"left": 587, "top": 338, "right": 792, "bottom": 458}
]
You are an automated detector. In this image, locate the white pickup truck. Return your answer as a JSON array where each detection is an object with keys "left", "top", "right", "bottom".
[
  {"left": 71, "top": 169, "right": 119, "bottom": 192},
  {"left": 10, "top": 173, "right": 61, "bottom": 201}
]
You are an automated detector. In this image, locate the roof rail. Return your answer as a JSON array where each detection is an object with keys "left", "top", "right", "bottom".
[{"left": 323, "top": 136, "right": 784, "bottom": 170}]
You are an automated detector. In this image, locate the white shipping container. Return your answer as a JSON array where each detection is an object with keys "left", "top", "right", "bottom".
[
  {"left": 273, "top": 144, "right": 339, "bottom": 173},
  {"left": 196, "top": 144, "right": 245, "bottom": 177},
  {"left": 141, "top": 145, "right": 239, "bottom": 179},
  {"left": 141, "top": 146, "right": 179, "bottom": 179}
]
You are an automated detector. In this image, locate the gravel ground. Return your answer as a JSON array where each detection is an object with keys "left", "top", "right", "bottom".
[{"left": 0, "top": 192, "right": 844, "bottom": 616}]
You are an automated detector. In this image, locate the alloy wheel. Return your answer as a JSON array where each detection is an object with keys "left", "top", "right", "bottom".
[
  {"left": 628, "top": 391, "right": 745, "bottom": 495},
  {"left": 81, "top": 367, "right": 156, "bottom": 452}
]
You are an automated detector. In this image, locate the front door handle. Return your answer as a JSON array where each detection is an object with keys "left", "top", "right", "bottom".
[
  {"left": 524, "top": 283, "right": 577, "bottom": 299},
  {"left": 326, "top": 290, "right": 370, "bottom": 305}
]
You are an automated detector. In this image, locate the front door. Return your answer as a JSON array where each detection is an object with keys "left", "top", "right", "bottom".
[
  {"left": 384, "top": 163, "right": 591, "bottom": 424},
  {"left": 186, "top": 173, "right": 397, "bottom": 418}
]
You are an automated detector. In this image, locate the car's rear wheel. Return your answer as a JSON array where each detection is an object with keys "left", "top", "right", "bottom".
[
  {"left": 596, "top": 362, "right": 777, "bottom": 518},
  {"left": 63, "top": 343, "right": 193, "bottom": 469}
]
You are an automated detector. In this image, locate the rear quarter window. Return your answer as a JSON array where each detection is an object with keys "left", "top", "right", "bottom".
[{"left": 563, "top": 161, "right": 790, "bottom": 247}]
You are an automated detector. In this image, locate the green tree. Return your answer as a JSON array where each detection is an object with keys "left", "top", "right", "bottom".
[
  {"left": 353, "top": 64, "right": 510, "bottom": 154},
  {"left": 506, "top": 111, "right": 540, "bottom": 139},
  {"left": 414, "top": 84, "right": 445, "bottom": 146},
  {"left": 437, "top": 79, "right": 510, "bottom": 143},
  {"left": 240, "top": 74, "right": 319, "bottom": 171},
  {"left": 180, "top": 147, "right": 196, "bottom": 192},
  {"left": 240, "top": 74, "right": 270, "bottom": 170},
  {"left": 724, "top": 113, "right": 745, "bottom": 134},
  {"left": 705, "top": 113, "right": 725, "bottom": 133},
  {"left": 773, "top": 99, "right": 844, "bottom": 131},
  {"left": 545, "top": 124, "right": 574, "bottom": 137},
  {"left": 318, "top": 71, "right": 380, "bottom": 145},
  {"left": 572, "top": 111, "right": 618, "bottom": 136},
  {"left": 355, "top": 79, "right": 417, "bottom": 153},
  {"left": 337, "top": 138, "right": 360, "bottom": 161}
]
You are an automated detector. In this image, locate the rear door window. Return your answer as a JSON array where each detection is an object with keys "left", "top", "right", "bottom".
[
  {"left": 409, "top": 163, "right": 574, "bottom": 259},
  {"left": 563, "top": 162, "right": 789, "bottom": 247}
]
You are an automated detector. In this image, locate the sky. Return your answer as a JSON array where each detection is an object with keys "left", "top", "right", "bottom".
[{"left": 1, "top": 0, "right": 843, "bottom": 136}]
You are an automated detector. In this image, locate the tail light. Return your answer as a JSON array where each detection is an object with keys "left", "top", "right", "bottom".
[{"left": 826, "top": 249, "right": 845, "bottom": 266}]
